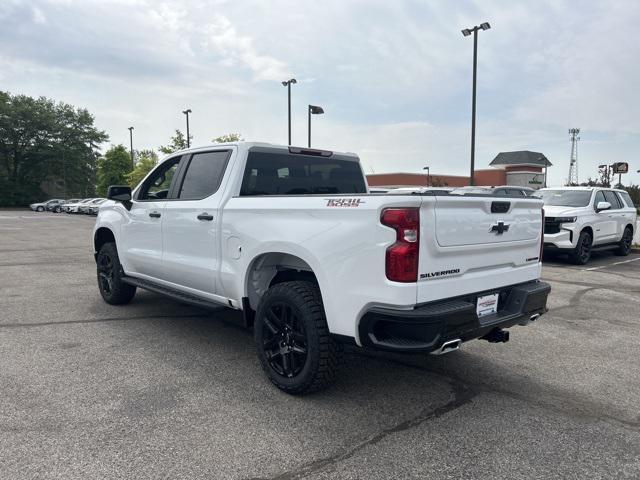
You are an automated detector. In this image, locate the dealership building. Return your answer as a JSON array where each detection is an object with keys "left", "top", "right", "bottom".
[{"left": 366, "top": 150, "right": 551, "bottom": 190}]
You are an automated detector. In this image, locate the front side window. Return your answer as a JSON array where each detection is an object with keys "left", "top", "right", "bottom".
[
  {"left": 240, "top": 151, "right": 366, "bottom": 196},
  {"left": 138, "top": 157, "right": 180, "bottom": 201},
  {"left": 594, "top": 191, "right": 606, "bottom": 209},
  {"left": 603, "top": 191, "right": 622, "bottom": 209},
  {"left": 178, "top": 151, "right": 230, "bottom": 200}
]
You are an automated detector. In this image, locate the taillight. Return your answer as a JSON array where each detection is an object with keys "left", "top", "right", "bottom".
[
  {"left": 381, "top": 207, "right": 420, "bottom": 282},
  {"left": 540, "top": 208, "right": 545, "bottom": 262}
]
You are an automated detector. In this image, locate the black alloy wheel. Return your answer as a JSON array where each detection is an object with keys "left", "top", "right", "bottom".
[
  {"left": 96, "top": 242, "right": 136, "bottom": 305},
  {"left": 571, "top": 231, "right": 592, "bottom": 265},
  {"left": 261, "top": 301, "right": 308, "bottom": 378},
  {"left": 617, "top": 227, "right": 633, "bottom": 256},
  {"left": 255, "top": 281, "right": 341, "bottom": 394}
]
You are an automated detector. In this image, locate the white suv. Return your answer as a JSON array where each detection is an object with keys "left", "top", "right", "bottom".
[{"left": 537, "top": 187, "right": 637, "bottom": 264}]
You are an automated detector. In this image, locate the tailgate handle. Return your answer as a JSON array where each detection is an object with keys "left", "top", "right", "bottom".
[{"left": 491, "top": 201, "right": 510, "bottom": 214}]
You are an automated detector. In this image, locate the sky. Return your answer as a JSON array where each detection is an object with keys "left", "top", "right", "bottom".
[{"left": 1, "top": 0, "right": 639, "bottom": 187}]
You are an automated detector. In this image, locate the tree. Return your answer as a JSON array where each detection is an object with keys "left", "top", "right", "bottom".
[
  {"left": 125, "top": 150, "right": 158, "bottom": 188},
  {"left": 0, "top": 91, "right": 108, "bottom": 205},
  {"left": 212, "top": 133, "right": 243, "bottom": 143},
  {"left": 159, "top": 130, "right": 190, "bottom": 154},
  {"left": 96, "top": 145, "right": 132, "bottom": 196}
]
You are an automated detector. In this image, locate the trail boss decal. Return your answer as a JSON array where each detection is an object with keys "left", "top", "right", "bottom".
[
  {"left": 325, "top": 198, "right": 365, "bottom": 207},
  {"left": 420, "top": 268, "right": 460, "bottom": 279}
]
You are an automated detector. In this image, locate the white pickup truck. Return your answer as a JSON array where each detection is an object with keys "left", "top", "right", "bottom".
[{"left": 94, "top": 142, "right": 550, "bottom": 394}]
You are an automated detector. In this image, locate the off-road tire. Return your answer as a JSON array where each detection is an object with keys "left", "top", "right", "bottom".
[
  {"left": 254, "top": 281, "right": 342, "bottom": 394},
  {"left": 616, "top": 226, "right": 633, "bottom": 256},
  {"left": 96, "top": 242, "right": 136, "bottom": 305},
  {"left": 570, "top": 230, "right": 592, "bottom": 265}
]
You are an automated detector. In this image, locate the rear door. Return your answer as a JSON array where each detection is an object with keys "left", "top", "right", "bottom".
[
  {"left": 416, "top": 194, "right": 543, "bottom": 304},
  {"left": 160, "top": 149, "right": 233, "bottom": 295}
]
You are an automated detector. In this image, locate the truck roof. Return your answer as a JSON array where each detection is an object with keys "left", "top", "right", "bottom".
[{"left": 167, "top": 141, "right": 359, "bottom": 159}]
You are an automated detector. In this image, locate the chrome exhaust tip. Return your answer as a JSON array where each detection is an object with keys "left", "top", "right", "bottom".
[
  {"left": 519, "top": 313, "right": 540, "bottom": 326},
  {"left": 430, "top": 338, "right": 462, "bottom": 355}
]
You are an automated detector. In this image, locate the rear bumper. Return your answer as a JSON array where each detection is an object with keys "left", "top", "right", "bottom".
[{"left": 358, "top": 280, "right": 551, "bottom": 353}]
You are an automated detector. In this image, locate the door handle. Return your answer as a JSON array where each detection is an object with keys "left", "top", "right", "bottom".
[
  {"left": 149, "top": 211, "right": 161, "bottom": 218},
  {"left": 197, "top": 213, "right": 214, "bottom": 221}
]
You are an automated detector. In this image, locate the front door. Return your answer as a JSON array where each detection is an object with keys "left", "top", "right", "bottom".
[
  {"left": 161, "top": 149, "right": 232, "bottom": 295},
  {"left": 592, "top": 190, "right": 617, "bottom": 244},
  {"left": 119, "top": 156, "right": 181, "bottom": 279}
]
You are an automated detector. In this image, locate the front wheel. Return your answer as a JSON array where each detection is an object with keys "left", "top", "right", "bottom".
[
  {"left": 96, "top": 242, "right": 136, "bottom": 305},
  {"left": 254, "top": 281, "right": 342, "bottom": 394},
  {"left": 616, "top": 227, "right": 633, "bottom": 256},
  {"left": 36, "top": 206, "right": 44, "bottom": 212},
  {"left": 54, "top": 206, "right": 62, "bottom": 213},
  {"left": 570, "top": 230, "right": 592, "bottom": 265}
]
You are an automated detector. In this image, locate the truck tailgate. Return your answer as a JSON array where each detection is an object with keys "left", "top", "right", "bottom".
[{"left": 417, "top": 195, "right": 543, "bottom": 304}]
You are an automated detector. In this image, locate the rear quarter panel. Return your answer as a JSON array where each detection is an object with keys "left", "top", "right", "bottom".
[{"left": 220, "top": 195, "right": 423, "bottom": 339}]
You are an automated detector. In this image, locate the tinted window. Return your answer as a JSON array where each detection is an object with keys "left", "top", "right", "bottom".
[
  {"left": 240, "top": 151, "right": 366, "bottom": 196},
  {"left": 138, "top": 157, "right": 180, "bottom": 200},
  {"left": 534, "top": 189, "right": 592, "bottom": 207},
  {"left": 603, "top": 190, "right": 622, "bottom": 209},
  {"left": 594, "top": 191, "right": 606, "bottom": 209},
  {"left": 178, "top": 151, "right": 230, "bottom": 200},
  {"left": 618, "top": 191, "right": 635, "bottom": 208}
]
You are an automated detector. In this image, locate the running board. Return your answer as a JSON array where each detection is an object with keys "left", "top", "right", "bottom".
[
  {"left": 121, "top": 276, "right": 229, "bottom": 312},
  {"left": 591, "top": 243, "right": 618, "bottom": 252}
]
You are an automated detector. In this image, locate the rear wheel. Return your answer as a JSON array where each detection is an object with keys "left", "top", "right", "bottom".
[
  {"left": 616, "top": 227, "right": 633, "bottom": 256},
  {"left": 96, "top": 242, "right": 136, "bottom": 305},
  {"left": 36, "top": 206, "right": 44, "bottom": 212},
  {"left": 570, "top": 230, "right": 592, "bottom": 265},
  {"left": 55, "top": 206, "right": 62, "bottom": 213},
  {"left": 254, "top": 281, "right": 342, "bottom": 394}
]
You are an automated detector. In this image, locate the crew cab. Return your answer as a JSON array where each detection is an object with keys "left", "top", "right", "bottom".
[
  {"left": 536, "top": 187, "right": 636, "bottom": 264},
  {"left": 93, "top": 142, "right": 550, "bottom": 394}
]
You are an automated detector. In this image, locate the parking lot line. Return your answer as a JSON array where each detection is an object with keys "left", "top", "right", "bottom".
[{"left": 584, "top": 256, "right": 640, "bottom": 271}]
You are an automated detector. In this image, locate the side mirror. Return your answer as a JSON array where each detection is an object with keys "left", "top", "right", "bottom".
[
  {"left": 596, "top": 201, "right": 611, "bottom": 212},
  {"left": 107, "top": 185, "right": 132, "bottom": 202}
]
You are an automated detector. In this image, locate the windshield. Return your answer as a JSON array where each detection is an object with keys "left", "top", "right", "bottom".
[{"left": 533, "top": 189, "right": 592, "bottom": 207}]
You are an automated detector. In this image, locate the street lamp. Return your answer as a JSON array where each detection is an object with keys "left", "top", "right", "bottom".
[
  {"left": 182, "top": 109, "right": 192, "bottom": 148},
  {"left": 423, "top": 166, "right": 430, "bottom": 187},
  {"left": 128, "top": 126, "right": 134, "bottom": 168},
  {"left": 461, "top": 21, "right": 491, "bottom": 186},
  {"left": 308, "top": 105, "right": 324, "bottom": 148},
  {"left": 282, "top": 78, "right": 297, "bottom": 145}
]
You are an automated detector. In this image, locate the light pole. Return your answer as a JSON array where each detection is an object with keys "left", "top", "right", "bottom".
[
  {"left": 423, "top": 166, "right": 430, "bottom": 187},
  {"left": 282, "top": 78, "right": 297, "bottom": 145},
  {"left": 128, "top": 126, "right": 134, "bottom": 168},
  {"left": 308, "top": 105, "right": 324, "bottom": 148},
  {"left": 182, "top": 109, "right": 192, "bottom": 148},
  {"left": 462, "top": 22, "right": 491, "bottom": 186}
]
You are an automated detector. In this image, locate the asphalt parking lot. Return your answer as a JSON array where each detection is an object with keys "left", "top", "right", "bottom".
[{"left": 1, "top": 210, "right": 639, "bottom": 479}]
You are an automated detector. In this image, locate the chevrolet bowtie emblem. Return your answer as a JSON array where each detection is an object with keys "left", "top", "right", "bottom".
[{"left": 490, "top": 221, "right": 510, "bottom": 234}]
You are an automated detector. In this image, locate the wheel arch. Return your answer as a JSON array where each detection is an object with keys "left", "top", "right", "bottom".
[
  {"left": 94, "top": 227, "right": 116, "bottom": 260},
  {"left": 244, "top": 251, "right": 322, "bottom": 312},
  {"left": 581, "top": 225, "right": 594, "bottom": 238}
]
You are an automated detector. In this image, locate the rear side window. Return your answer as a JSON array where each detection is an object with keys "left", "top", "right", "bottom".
[
  {"left": 240, "top": 151, "right": 366, "bottom": 196},
  {"left": 603, "top": 190, "right": 622, "bottom": 209},
  {"left": 178, "top": 151, "right": 230, "bottom": 200},
  {"left": 618, "top": 191, "right": 635, "bottom": 208}
]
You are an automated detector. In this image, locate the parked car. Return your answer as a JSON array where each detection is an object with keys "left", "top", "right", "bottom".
[
  {"left": 93, "top": 142, "right": 550, "bottom": 394},
  {"left": 79, "top": 198, "right": 106, "bottom": 214},
  {"left": 65, "top": 198, "right": 94, "bottom": 213},
  {"left": 535, "top": 187, "right": 637, "bottom": 264},
  {"left": 453, "top": 186, "right": 536, "bottom": 197},
  {"left": 29, "top": 199, "right": 65, "bottom": 212},
  {"left": 86, "top": 198, "right": 108, "bottom": 215}
]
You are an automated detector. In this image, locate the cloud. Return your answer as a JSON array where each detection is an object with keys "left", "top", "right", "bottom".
[{"left": 203, "top": 14, "right": 290, "bottom": 81}]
